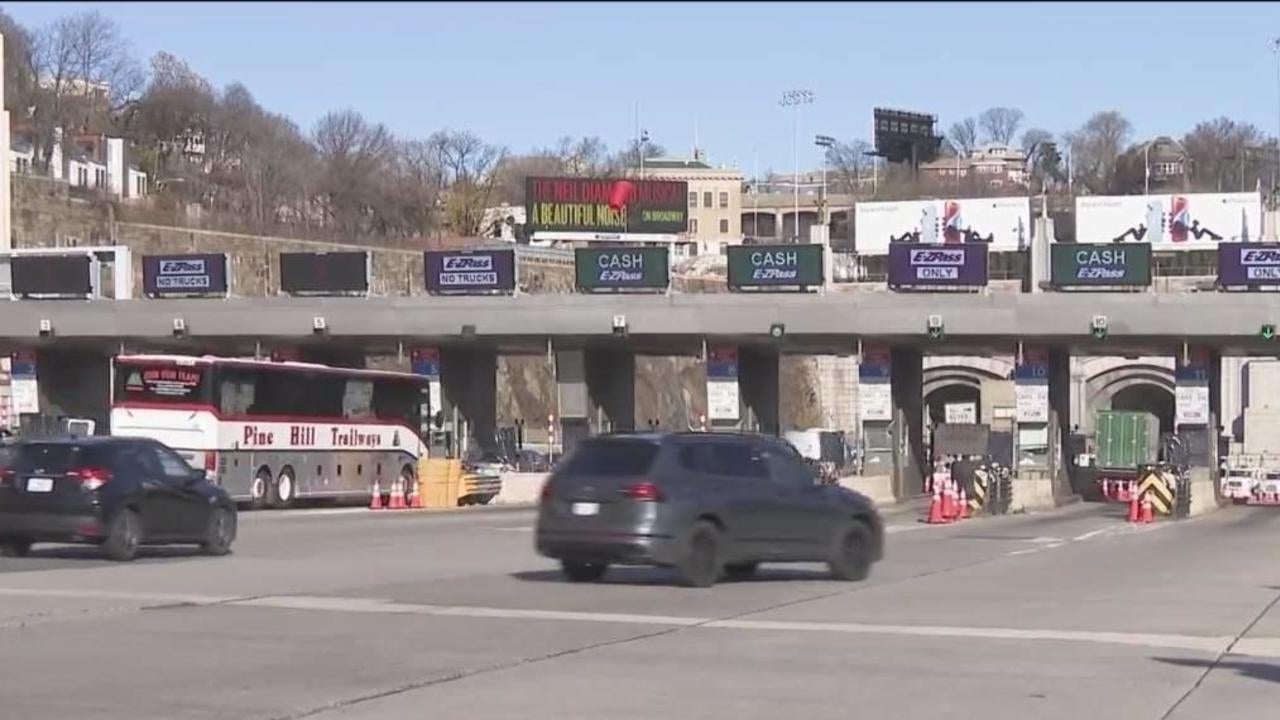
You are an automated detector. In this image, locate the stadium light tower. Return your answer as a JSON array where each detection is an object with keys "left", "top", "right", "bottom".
[{"left": 780, "top": 90, "right": 814, "bottom": 242}]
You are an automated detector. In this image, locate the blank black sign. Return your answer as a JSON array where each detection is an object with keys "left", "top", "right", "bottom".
[
  {"left": 279, "top": 252, "right": 369, "bottom": 294},
  {"left": 11, "top": 255, "right": 92, "bottom": 297}
]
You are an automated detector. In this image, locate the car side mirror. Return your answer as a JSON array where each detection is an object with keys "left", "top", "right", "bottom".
[{"left": 187, "top": 469, "right": 205, "bottom": 486}]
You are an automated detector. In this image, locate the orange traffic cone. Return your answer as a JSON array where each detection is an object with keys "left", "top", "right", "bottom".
[
  {"left": 407, "top": 476, "right": 424, "bottom": 509},
  {"left": 389, "top": 476, "right": 407, "bottom": 510},
  {"left": 1140, "top": 495, "right": 1154, "bottom": 524},
  {"left": 926, "top": 485, "right": 948, "bottom": 524},
  {"left": 1127, "top": 493, "right": 1140, "bottom": 523},
  {"left": 958, "top": 488, "right": 970, "bottom": 520},
  {"left": 369, "top": 479, "right": 384, "bottom": 510}
]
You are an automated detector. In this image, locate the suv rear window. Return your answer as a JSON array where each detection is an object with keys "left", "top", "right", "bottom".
[
  {"left": 10, "top": 444, "right": 113, "bottom": 473},
  {"left": 558, "top": 439, "right": 659, "bottom": 477}
]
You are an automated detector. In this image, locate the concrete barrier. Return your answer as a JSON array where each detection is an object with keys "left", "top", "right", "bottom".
[
  {"left": 1186, "top": 468, "right": 1223, "bottom": 518},
  {"left": 492, "top": 472, "right": 549, "bottom": 506},
  {"left": 839, "top": 475, "right": 897, "bottom": 506},
  {"left": 1009, "top": 472, "right": 1056, "bottom": 513}
]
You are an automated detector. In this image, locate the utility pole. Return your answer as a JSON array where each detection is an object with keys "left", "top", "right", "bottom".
[
  {"left": 779, "top": 90, "right": 814, "bottom": 242},
  {"left": 814, "top": 135, "right": 835, "bottom": 225}
]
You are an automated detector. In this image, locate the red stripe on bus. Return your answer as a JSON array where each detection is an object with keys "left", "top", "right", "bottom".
[{"left": 112, "top": 401, "right": 418, "bottom": 428}]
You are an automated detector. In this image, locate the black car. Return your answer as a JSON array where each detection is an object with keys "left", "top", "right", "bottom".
[
  {"left": 0, "top": 437, "right": 237, "bottom": 561},
  {"left": 535, "top": 432, "right": 884, "bottom": 587}
]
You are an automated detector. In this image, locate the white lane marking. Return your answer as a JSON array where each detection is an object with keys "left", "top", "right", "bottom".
[
  {"left": 1230, "top": 638, "right": 1280, "bottom": 658},
  {"left": 1007, "top": 548, "right": 1041, "bottom": 557},
  {"left": 0, "top": 588, "right": 236, "bottom": 605},
  {"left": 1073, "top": 527, "right": 1116, "bottom": 542},
  {"left": 232, "top": 595, "right": 1235, "bottom": 653},
  {"left": 0, "top": 587, "right": 1256, "bottom": 655},
  {"left": 1029, "top": 537, "right": 1063, "bottom": 544}
]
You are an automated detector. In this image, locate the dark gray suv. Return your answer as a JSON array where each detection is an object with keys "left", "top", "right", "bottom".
[{"left": 535, "top": 432, "right": 883, "bottom": 587}]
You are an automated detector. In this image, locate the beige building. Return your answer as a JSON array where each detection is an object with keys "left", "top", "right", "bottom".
[
  {"left": 642, "top": 156, "right": 743, "bottom": 252},
  {"left": 920, "top": 143, "right": 1029, "bottom": 190}
]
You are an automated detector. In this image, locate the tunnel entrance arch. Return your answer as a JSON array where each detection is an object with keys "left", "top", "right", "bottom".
[{"left": 1084, "top": 362, "right": 1176, "bottom": 438}]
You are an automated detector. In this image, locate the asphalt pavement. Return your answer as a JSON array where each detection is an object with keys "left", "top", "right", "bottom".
[{"left": 1, "top": 500, "right": 1278, "bottom": 719}]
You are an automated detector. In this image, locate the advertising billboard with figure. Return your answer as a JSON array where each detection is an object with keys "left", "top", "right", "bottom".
[
  {"left": 853, "top": 197, "right": 1030, "bottom": 255},
  {"left": 1075, "top": 192, "right": 1261, "bottom": 249}
]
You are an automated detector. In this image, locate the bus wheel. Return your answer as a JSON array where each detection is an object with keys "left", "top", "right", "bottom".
[
  {"left": 271, "top": 468, "right": 296, "bottom": 509},
  {"left": 250, "top": 469, "right": 271, "bottom": 511}
]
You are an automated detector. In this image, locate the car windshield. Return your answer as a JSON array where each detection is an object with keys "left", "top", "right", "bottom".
[{"left": 557, "top": 439, "right": 660, "bottom": 477}]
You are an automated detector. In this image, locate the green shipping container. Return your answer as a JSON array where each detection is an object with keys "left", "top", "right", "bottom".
[{"left": 1094, "top": 410, "right": 1160, "bottom": 471}]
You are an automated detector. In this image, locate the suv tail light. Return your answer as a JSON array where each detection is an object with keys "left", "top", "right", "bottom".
[
  {"left": 622, "top": 481, "right": 664, "bottom": 502},
  {"left": 540, "top": 482, "right": 553, "bottom": 501},
  {"left": 69, "top": 466, "right": 113, "bottom": 492},
  {"left": 203, "top": 452, "right": 218, "bottom": 476},
  {"left": 0, "top": 468, "right": 13, "bottom": 488}
]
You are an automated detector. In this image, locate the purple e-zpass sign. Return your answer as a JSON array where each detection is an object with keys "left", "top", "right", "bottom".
[
  {"left": 887, "top": 243, "right": 988, "bottom": 290},
  {"left": 424, "top": 249, "right": 516, "bottom": 294},
  {"left": 1218, "top": 243, "right": 1280, "bottom": 287},
  {"left": 142, "top": 253, "right": 228, "bottom": 297}
]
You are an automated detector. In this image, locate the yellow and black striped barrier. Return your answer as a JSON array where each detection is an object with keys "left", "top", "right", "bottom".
[
  {"left": 969, "top": 467, "right": 989, "bottom": 513},
  {"left": 1138, "top": 467, "right": 1176, "bottom": 516}
]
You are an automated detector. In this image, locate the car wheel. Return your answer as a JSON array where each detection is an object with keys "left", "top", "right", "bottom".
[
  {"left": 560, "top": 560, "right": 608, "bottom": 582},
  {"left": 102, "top": 509, "right": 141, "bottom": 562},
  {"left": 201, "top": 507, "right": 236, "bottom": 556},
  {"left": 270, "top": 468, "right": 296, "bottom": 509},
  {"left": 723, "top": 562, "right": 758, "bottom": 581},
  {"left": 828, "top": 521, "right": 872, "bottom": 582},
  {"left": 675, "top": 520, "right": 722, "bottom": 588},
  {"left": 0, "top": 539, "right": 32, "bottom": 558},
  {"left": 250, "top": 469, "right": 271, "bottom": 510},
  {"left": 476, "top": 494, "right": 495, "bottom": 506}
]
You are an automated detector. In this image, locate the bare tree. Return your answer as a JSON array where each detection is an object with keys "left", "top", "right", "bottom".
[
  {"left": 131, "top": 52, "right": 215, "bottom": 190},
  {"left": 429, "top": 129, "right": 506, "bottom": 236},
  {"left": 823, "top": 139, "right": 874, "bottom": 193},
  {"left": 312, "top": 108, "right": 395, "bottom": 234},
  {"left": 610, "top": 136, "right": 665, "bottom": 174},
  {"left": 1183, "top": 118, "right": 1269, "bottom": 192},
  {"left": 0, "top": 11, "right": 38, "bottom": 117},
  {"left": 1019, "top": 127, "right": 1053, "bottom": 156},
  {"left": 1063, "top": 111, "right": 1132, "bottom": 194},
  {"left": 978, "top": 106, "right": 1024, "bottom": 145},
  {"left": 30, "top": 11, "right": 144, "bottom": 167},
  {"left": 947, "top": 117, "right": 978, "bottom": 156}
]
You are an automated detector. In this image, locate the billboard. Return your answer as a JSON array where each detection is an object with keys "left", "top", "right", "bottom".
[
  {"left": 1049, "top": 243, "right": 1152, "bottom": 288},
  {"left": 854, "top": 197, "right": 1030, "bottom": 255},
  {"left": 526, "top": 177, "right": 688, "bottom": 236},
  {"left": 574, "top": 246, "right": 669, "bottom": 292},
  {"left": 142, "top": 254, "right": 228, "bottom": 297},
  {"left": 726, "top": 244, "right": 824, "bottom": 289},
  {"left": 1075, "top": 192, "right": 1261, "bottom": 250},
  {"left": 10, "top": 255, "right": 92, "bottom": 298},
  {"left": 1218, "top": 243, "right": 1280, "bottom": 288},
  {"left": 887, "top": 243, "right": 987, "bottom": 289},
  {"left": 279, "top": 251, "right": 368, "bottom": 295},
  {"left": 424, "top": 249, "right": 516, "bottom": 294}
]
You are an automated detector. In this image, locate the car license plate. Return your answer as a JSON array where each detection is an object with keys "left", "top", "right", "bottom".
[
  {"left": 26, "top": 477, "right": 54, "bottom": 493},
  {"left": 571, "top": 502, "right": 600, "bottom": 516}
]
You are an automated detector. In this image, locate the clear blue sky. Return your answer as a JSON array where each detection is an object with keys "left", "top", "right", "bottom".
[{"left": 5, "top": 2, "right": 1280, "bottom": 174}]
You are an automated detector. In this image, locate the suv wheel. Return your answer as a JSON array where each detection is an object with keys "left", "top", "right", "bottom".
[
  {"left": 0, "top": 539, "right": 32, "bottom": 557},
  {"left": 560, "top": 560, "right": 608, "bottom": 583},
  {"left": 102, "top": 509, "right": 141, "bottom": 562},
  {"left": 675, "top": 520, "right": 722, "bottom": 588},
  {"left": 201, "top": 507, "right": 236, "bottom": 556},
  {"left": 828, "top": 521, "right": 872, "bottom": 582}
]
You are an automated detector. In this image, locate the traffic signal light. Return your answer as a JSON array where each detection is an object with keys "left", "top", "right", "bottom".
[
  {"left": 1262, "top": 324, "right": 1276, "bottom": 341},
  {"left": 1091, "top": 315, "right": 1108, "bottom": 340},
  {"left": 927, "top": 314, "right": 944, "bottom": 341}
]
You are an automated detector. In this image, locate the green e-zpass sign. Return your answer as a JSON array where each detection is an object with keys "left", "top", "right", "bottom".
[
  {"left": 727, "top": 244, "right": 824, "bottom": 289},
  {"left": 574, "top": 246, "right": 669, "bottom": 292},
  {"left": 1050, "top": 243, "right": 1152, "bottom": 287}
]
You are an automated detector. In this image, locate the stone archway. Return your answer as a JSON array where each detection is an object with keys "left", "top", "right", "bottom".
[{"left": 1084, "top": 362, "right": 1176, "bottom": 436}]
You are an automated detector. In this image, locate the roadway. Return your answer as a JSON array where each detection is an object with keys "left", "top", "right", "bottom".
[{"left": 0, "top": 502, "right": 1278, "bottom": 719}]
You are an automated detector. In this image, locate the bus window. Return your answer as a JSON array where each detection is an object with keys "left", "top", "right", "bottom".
[
  {"left": 218, "top": 369, "right": 257, "bottom": 416},
  {"left": 115, "top": 364, "right": 211, "bottom": 405},
  {"left": 372, "top": 378, "right": 420, "bottom": 427},
  {"left": 343, "top": 379, "right": 374, "bottom": 419}
]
